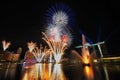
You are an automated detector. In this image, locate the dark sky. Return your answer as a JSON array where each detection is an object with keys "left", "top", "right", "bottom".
[{"left": 0, "top": 0, "right": 120, "bottom": 56}]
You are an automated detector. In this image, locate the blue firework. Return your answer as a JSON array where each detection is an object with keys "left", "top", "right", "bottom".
[
  {"left": 52, "top": 11, "right": 68, "bottom": 26},
  {"left": 45, "top": 3, "right": 74, "bottom": 27}
]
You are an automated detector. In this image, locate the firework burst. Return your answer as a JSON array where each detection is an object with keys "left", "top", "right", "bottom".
[
  {"left": 42, "top": 32, "right": 68, "bottom": 63},
  {"left": 41, "top": 3, "right": 74, "bottom": 63},
  {"left": 45, "top": 3, "right": 74, "bottom": 27},
  {"left": 52, "top": 11, "right": 68, "bottom": 26},
  {"left": 2, "top": 40, "right": 11, "bottom": 51},
  {"left": 27, "top": 41, "right": 37, "bottom": 52}
]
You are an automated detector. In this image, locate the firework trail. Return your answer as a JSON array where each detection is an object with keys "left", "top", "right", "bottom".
[{"left": 27, "top": 42, "right": 51, "bottom": 63}]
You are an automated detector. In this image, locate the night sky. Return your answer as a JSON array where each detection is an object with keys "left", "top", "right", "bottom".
[{"left": 0, "top": 0, "right": 120, "bottom": 56}]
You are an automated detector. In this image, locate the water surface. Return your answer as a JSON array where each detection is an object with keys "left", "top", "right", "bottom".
[{"left": 0, "top": 62, "right": 120, "bottom": 80}]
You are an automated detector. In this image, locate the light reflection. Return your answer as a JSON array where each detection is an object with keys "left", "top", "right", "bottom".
[
  {"left": 103, "top": 65, "right": 109, "bottom": 80},
  {"left": 4, "top": 63, "right": 17, "bottom": 80},
  {"left": 21, "top": 64, "right": 36, "bottom": 80},
  {"left": 21, "top": 63, "right": 67, "bottom": 80},
  {"left": 52, "top": 64, "right": 67, "bottom": 80},
  {"left": 84, "top": 66, "right": 94, "bottom": 80},
  {"left": 39, "top": 63, "right": 52, "bottom": 80}
]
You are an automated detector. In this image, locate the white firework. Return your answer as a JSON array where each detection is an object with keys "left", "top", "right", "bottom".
[
  {"left": 47, "top": 24, "right": 62, "bottom": 41},
  {"left": 52, "top": 11, "right": 68, "bottom": 26}
]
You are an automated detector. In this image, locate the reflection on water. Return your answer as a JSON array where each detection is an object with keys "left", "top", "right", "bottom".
[
  {"left": 0, "top": 63, "right": 22, "bottom": 80},
  {"left": 52, "top": 64, "right": 67, "bottom": 80},
  {"left": 0, "top": 62, "right": 120, "bottom": 80},
  {"left": 21, "top": 63, "right": 67, "bottom": 80},
  {"left": 84, "top": 66, "right": 94, "bottom": 80},
  {"left": 103, "top": 64, "right": 109, "bottom": 80}
]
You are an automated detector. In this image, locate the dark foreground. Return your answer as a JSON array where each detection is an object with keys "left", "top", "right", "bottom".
[{"left": 0, "top": 62, "right": 120, "bottom": 80}]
